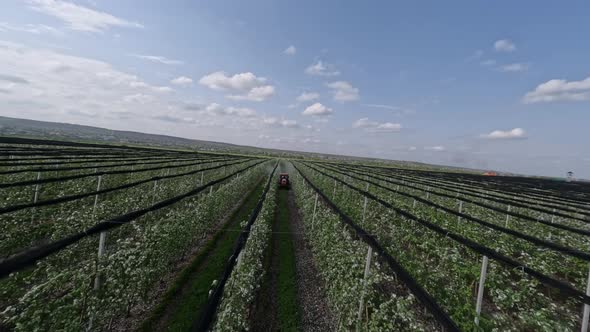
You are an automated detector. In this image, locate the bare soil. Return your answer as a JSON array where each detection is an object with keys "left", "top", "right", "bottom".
[{"left": 288, "top": 189, "right": 336, "bottom": 332}]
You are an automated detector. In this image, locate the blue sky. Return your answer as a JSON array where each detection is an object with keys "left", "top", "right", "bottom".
[{"left": 1, "top": 0, "right": 589, "bottom": 178}]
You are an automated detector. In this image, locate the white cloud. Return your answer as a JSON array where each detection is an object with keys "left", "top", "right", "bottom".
[
  {"left": 0, "top": 74, "right": 29, "bottom": 84},
  {"left": 131, "top": 54, "right": 183, "bottom": 65},
  {"left": 480, "top": 128, "right": 527, "bottom": 140},
  {"left": 227, "top": 85, "right": 275, "bottom": 102},
  {"left": 326, "top": 81, "right": 359, "bottom": 102},
  {"left": 0, "top": 40, "right": 177, "bottom": 123},
  {"left": 123, "top": 93, "right": 153, "bottom": 104},
  {"left": 352, "top": 118, "right": 401, "bottom": 132},
  {"left": 304, "top": 61, "right": 340, "bottom": 76},
  {"left": 494, "top": 39, "right": 516, "bottom": 52},
  {"left": 202, "top": 103, "right": 257, "bottom": 118},
  {"left": 352, "top": 118, "right": 375, "bottom": 128},
  {"left": 425, "top": 146, "right": 446, "bottom": 151},
  {"left": 376, "top": 122, "right": 402, "bottom": 131},
  {"left": 296, "top": 92, "right": 320, "bottom": 102},
  {"left": 408, "top": 146, "right": 417, "bottom": 151},
  {"left": 471, "top": 50, "right": 484, "bottom": 59},
  {"left": 199, "top": 71, "right": 266, "bottom": 90},
  {"left": 363, "top": 104, "right": 399, "bottom": 110},
  {"left": 262, "top": 117, "right": 299, "bottom": 128},
  {"left": 302, "top": 138, "right": 321, "bottom": 144},
  {"left": 280, "top": 119, "right": 299, "bottom": 128},
  {"left": 199, "top": 71, "right": 275, "bottom": 101},
  {"left": 0, "top": 22, "right": 63, "bottom": 36},
  {"left": 363, "top": 103, "right": 415, "bottom": 116},
  {"left": 500, "top": 63, "right": 528, "bottom": 72},
  {"left": 302, "top": 102, "right": 333, "bottom": 116},
  {"left": 170, "top": 76, "right": 193, "bottom": 86},
  {"left": 283, "top": 45, "right": 296, "bottom": 55},
  {"left": 523, "top": 76, "right": 590, "bottom": 103},
  {"left": 26, "top": 0, "right": 144, "bottom": 33},
  {"left": 152, "top": 86, "right": 173, "bottom": 93},
  {"left": 304, "top": 124, "right": 319, "bottom": 131},
  {"left": 480, "top": 59, "right": 496, "bottom": 66},
  {"left": 152, "top": 114, "right": 184, "bottom": 123},
  {"left": 129, "top": 80, "right": 148, "bottom": 88}
]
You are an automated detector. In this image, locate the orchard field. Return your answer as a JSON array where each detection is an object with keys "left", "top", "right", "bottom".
[{"left": 1, "top": 137, "right": 590, "bottom": 331}]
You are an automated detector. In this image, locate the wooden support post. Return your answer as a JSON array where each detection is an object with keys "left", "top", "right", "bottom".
[
  {"left": 152, "top": 180, "right": 158, "bottom": 204},
  {"left": 201, "top": 171, "right": 204, "bottom": 185},
  {"left": 475, "top": 255, "right": 489, "bottom": 326},
  {"left": 236, "top": 251, "right": 244, "bottom": 268},
  {"left": 32, "top": 171, "right": 41, "bottom": 203},
  {"left": 581, "top": 266, "right": 590, "bottom": 332},
  {"left": 458, "top": 200, "right": 463, "bottom": 222},
  {"left": 311, "top": 193, "right": 319, "bottom": 230},
  {"left": 92, "top": 175, "right": 103, "bottom": 217},
  {"left": 362, "top": 183, "right": 369, "bottom": 223},
  {"left": 31, "top": 172, "right": 41, "bottom": 222},
  {"left": 333, "top": 179, "right": 337, "bottom": 198},
  {"left": 505, "top": 205, "right": 511, "bottom": 227},
  {"left": 357, "top": 246, "right": 373, "bottom": 328},
  {"left": 93, "top": 232, "right": 107, "bottom": 289},
  {"left": 412, "top": 199, "right": 417, "bottom": 209}
]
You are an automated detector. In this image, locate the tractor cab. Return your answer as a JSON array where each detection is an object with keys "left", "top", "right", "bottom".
[{"left": 278, "top": 173, "right": 290, "bottom": 189}]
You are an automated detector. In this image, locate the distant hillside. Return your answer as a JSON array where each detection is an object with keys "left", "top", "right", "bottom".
[
  {"left": 0, "top": 116, "right": 491, "bottom": 174},
  {"left": 0, "top": 116, "right": 253, "bottom": 153}
]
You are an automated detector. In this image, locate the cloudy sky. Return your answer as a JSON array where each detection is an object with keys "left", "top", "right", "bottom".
[{"left": 1, "top": 1, "right": 589, "bottom": 178}]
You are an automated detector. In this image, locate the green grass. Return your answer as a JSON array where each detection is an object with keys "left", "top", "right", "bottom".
[
  {"left": 141, "top": 180, "right": 264, "bottom": 332},
  {"left": 275, "top": 188, "right": 301, "bottom": 331}
]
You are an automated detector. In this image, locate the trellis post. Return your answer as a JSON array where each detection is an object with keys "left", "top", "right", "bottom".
[
  {"left": 362, "top": 183, "right": 369, "bottom": 222},
  {"left": 92, "top": 175, "right": 103, "bottom": 217},
  {"left": 581, "top": 266, "right": 590, "bottom": 332},
  {"left": 93, "top": 173, "right": 105, "bottom": 284},
  {"left": 505, "top": 205, "right": 511, "bottom": 227},
  {"left": 333, "top": 179, "right": 337, "bottom": 198},
  {"left": 311, "top": 193, "right": 319, "bottom": 230},
  {"left": 458, "top": 200, "right": 463, "bottom": 221},
  {"left": 357, "top": 245, "right": 373, "bottom": 328},
  {"left": 152, "top": 179, "right": 158, "bottom": 204},
  {"left": 31, "top": 171, "right": 41, "bottom": 222},
  {"left": 201, "top": 171, "right": 205, "bottom": 185},
  {"left": 475, "top": 255, "right": 489, "bottom": 326}
]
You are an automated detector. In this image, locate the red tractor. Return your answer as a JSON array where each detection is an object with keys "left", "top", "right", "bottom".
[{"left": 278, "top": 173, "right": 290, "bottom": 189}]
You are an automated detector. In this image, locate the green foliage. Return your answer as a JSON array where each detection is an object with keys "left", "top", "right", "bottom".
[
  {"left": 213, "top": 175, "right": 277, "bottom": 331},
  {"left": 300, "top": 162, "right": 586, "bottom": 331},
  {"left": 0, "top": 151, "right": 268, "bottom": 331},
  {"left": 291, "top": 170, "right": 431, "bottom": 331}
]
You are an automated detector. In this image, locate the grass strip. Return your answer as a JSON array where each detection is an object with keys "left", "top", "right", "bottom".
[
  {"left": 275, "top": 188, "right": 301, "bottom": 331},
  {"left": 141, "top": 180, "right": 264, "bottom": 332}
]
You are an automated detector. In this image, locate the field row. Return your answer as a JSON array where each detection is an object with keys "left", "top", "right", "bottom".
[{"left": 295, "top": 160, "right": 590, "bottom": 331}]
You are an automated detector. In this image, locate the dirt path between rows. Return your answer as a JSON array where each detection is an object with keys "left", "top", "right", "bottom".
[
  {"left": 249, "top": 199, "right": 280, "bottom": 331},
  {"left": 113, "top": 178, "right": 263, "bottom": 332},
  {"left": 288, "top": 189, "right": 336, "bottom": 332}
]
